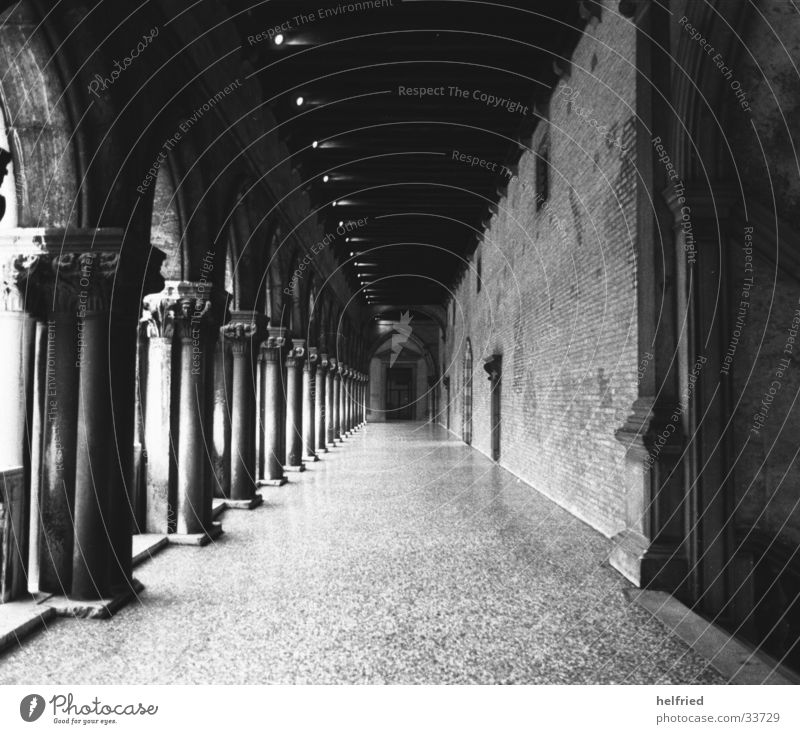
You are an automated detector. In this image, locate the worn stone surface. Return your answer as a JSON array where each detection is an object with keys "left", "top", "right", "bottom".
[{"left": 0, "top": 424, "right": 723, "bottom": 684}]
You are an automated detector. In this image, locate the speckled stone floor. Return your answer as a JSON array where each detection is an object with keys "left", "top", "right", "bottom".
[{"left": 0, "top": 422, "right": 724, "bottom": 684}]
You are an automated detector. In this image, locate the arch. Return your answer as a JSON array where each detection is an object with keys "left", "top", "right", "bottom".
[
  {"left": 0, "top": 1, "right": 82, "bottom": 227},
  {"left": 462, "top": 338, "right": 473, "bottom": 445},
  {"left": 149, "top": 156, "right": 185, "bottom": 281}
]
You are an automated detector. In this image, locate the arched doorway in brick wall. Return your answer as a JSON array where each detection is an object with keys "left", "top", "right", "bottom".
[{"left": 462, "top": 339, "right": 473, "bottom": 445}]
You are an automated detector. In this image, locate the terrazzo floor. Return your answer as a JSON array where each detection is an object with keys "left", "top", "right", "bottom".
[{"left": 0, "top": 422, "right": 724, "bottom": 684}]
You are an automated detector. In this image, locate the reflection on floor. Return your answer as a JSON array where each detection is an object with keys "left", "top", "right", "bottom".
[{"left": 0, "top": 423, "right": 723, "bottom": 684}]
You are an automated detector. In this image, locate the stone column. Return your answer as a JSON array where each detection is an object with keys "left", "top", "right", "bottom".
[
  {"left": 334, "top": 362, "right": 344, "bottom": 442},
  {"left": 259, "top": 328, "right": 287, "bottom": 486},
  {"left": 337, "top": 363, "right": 348, "bottom": 440},
  {"left": 302, "top": 347, "right": 318, "bottom": 461},
  {"left": 221, "top": 311, "right": 264, "bottom": 509},
  {"left": 315, "top": 354, "right": 328, "bottom": 454},
  {"left": 210, "top": 337, "right": 233, "bottom": 499},
  {"left": 9, "top": 228, "right": 162, "bottom": 603},
  {"left": 170, "top": 284, "right": 223, "bottom": 544},
  {"left": 0, "top": 238, "right": 35, "bottom": 601},
  {"left": 327, "top": 358, "right": 339, "bottom": 446},
  {"left": 284, "top": 339, "right": 305, "bottom": 472}
]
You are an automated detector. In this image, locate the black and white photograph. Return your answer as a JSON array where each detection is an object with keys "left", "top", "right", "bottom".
[{"left": 0, "top": 0, "right": 799, "bottom": 730}]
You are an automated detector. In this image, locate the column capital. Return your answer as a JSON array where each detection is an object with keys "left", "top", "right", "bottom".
[
  {"left": 222, "top": 310, "right": 266, "bottom": 340},
  {"left": 328, "top": 357, "right": 339, "bottom": 374},
  {"left": 0, "top": 227, "right": 157, "bottom": 316},
  {"left": 317, "top": 352, "right": 329, "bottom": 371},
  {"left": 306, "top": 346, "right": 319, "bottom": 368},
  {"left": 286, "top": 338, "right": 306, "bottom": 367},
  {"left": 339, "top": 363, "right": 349, "bottom": 378},
  {"left": 142, "top": 280, "right": 225, "bottom": 341},
  {"left": 259, "top": 326, "right": 287, "bottom": 361}
]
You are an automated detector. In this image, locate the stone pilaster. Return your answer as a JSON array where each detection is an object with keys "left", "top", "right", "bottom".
[
  {"left": 302, "top": 347, "right": 319, "bottom": 461},
  {"left": 315, "top": 354, "right": 328, "bottom": 454},
  {"left": 284, "top": 339, "right": 306, "bottom": 472},
  {"left": 258, "top": 328, "right": 288, "bottom": 486},
  {"left": 222, "top": 311, "right": 265, "bottom": 509}
]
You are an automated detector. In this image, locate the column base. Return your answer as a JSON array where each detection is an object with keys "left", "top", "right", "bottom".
[
  {"left": 303, "top": 454, "right": 319, "bottom": 462},
  {"left": 212, "top": 498, "right": 227, "bottom": 520},
  {"left": 284, "top": 464, "right": 305, "bottom": 472},
  {"left": 168, "top": 522, "right": 224, "bottom": 547},
  {"left": 0, "top": 599, "right": 57, "bottom": 653},
  {"left": 258, "top": 477, "right": 288, "bottom": 487},
  {"left": 132, "top": 534, "right": 169, "bottom": 568},
  {"left": 37, "top": 578, "right": 145, "bottom": 620},
  {"left": 609, "top": 530, "right": 688, "bottom": 595},
  {"left": 225, "top": 494, "right": 264, "bottom": 510}
]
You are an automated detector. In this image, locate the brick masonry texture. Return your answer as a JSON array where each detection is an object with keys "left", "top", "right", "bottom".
[{"left": 442, "top": 10, "right": 638, "bottom": 539}]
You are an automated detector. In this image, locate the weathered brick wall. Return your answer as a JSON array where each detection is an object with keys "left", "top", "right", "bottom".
[{"left": 443, "top": 4, "right": 638, "bottom": 538}]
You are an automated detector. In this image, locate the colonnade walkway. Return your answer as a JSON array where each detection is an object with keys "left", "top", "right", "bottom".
[{"left": 0, "top": 423, "right": 723, "bottom": 684}]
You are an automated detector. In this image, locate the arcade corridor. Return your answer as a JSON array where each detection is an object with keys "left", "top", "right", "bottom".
[{"left": 0, "top": 424, "right": 724, "bottom": 685}]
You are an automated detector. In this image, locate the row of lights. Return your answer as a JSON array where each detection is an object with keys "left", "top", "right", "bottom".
[{"left": 272, "top": 32, "right": 381, "bottom": 307}]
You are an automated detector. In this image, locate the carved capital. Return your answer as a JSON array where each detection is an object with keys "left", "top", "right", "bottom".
[
  {"left": 142, "top": 281, "right": 222, "bottom": 342},
  {"left": 286, "top": 338, "right": 306, "bottom": 368},
  {"left": 328, "top": 357, "right": 339, "bottom": 374},
  {"left": 0, "top": 228, "right": 127, "bottom": 316},
  {"left": 306, "top": 346, "right": 319, "bottom": 370},
  {"left": 260, "top": 326, "right": 287, "bottom": 361},
  {"left": 317, "top": 352, "right": 330, "bottom": 372},
  {"left": 483, "top": 354, "right": 502, "bottom": 382}
]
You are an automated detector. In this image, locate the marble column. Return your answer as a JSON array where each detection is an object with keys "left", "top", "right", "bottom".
[
  {"left": 302, "top": 347, "right": 318, "bottom": 462},
  {"left": 339, "top": 364, "right": 349, "bottom": 439},
  {"left": 141, "top": 282, "right": 224, "bottom": 545},
  {"left": 284, "top": 339, "right": 305, "bottom": 472},
  {"left": 223, "top": 311, "right": 264, "bottom": 509},
  {"left": 315, "top": 354, "right": 328, "bottom": 454},
  {"left": 326, "top": 358, "right": 338, "bottom": 447},
  {"left": 259, "top": 328, "right": 287, "bottom": 486},
  {"left": 11, "top": 228, "right": 162, "bottom": 601}
]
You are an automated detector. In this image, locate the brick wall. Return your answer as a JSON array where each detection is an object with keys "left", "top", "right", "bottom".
[{"left": 442, "top": 5, "right": 639, "bottom": 538}]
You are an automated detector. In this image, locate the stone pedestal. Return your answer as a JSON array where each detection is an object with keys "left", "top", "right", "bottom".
[
  {"left": 224, "top": 312, "right": 264, "bottom": 508},
  {"left": 315, "top": 354, "right": 328, "bottom": 454},
  {"left": 258, "top": 328, "right": 287, "bottom": 486},
  {"left": 284, "top": 340, "right": 305, "bottom": 472},
  {"left": 302, "top": 348, "right": 318, "bottom": 461}
]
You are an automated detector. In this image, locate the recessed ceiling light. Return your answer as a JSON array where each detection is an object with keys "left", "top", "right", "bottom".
[
  {"left": 274, "top": 33, "right": 285, "bottom": 45},
  {"left": 311, "top": 140, "right": 319, "bottom": 149},
  {"left": 331, "top": 201, "right": 337, "bottom": 207},
  {"left": 338, "top": 220, "right": 344, "bottom": 227},
  {"left": 322, "top": 175, "right": 330, "bottom": 183},
  {"left": 295, "top": 96, "right": 304, "bottom": 106}
]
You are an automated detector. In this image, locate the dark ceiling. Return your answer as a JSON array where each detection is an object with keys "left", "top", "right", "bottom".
[{"left": 232, "top": 0, "right": 586, "bottom": 307}]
